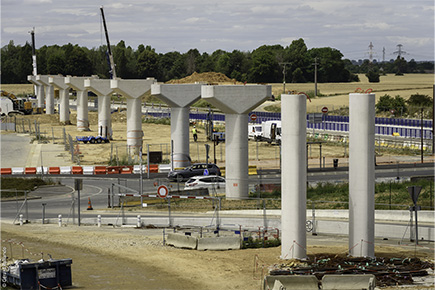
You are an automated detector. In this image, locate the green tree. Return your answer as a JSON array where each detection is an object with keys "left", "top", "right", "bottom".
[
  {"left": 248, "top": 45, "right": 281, "bottom": 83},
  {"left": 136, "top": 46, "right": 158, "bottom": 78},
  {"left": 366, "top": 70, "right": 380, "bottom": 82},
  {"left": 375, "top": 94, "right": 407, "bottom": 116}
]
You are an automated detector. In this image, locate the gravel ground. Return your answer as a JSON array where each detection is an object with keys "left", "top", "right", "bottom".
[{"left": 1, "top": 222, "right": 433, "bottom": 290}]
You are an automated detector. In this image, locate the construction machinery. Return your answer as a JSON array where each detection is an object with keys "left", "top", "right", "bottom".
[{"left": 0, "top": 91, "right": 35, "bottom": 116}]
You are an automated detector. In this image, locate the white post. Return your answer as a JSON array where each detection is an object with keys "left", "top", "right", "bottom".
[
  {"left": 349, "top": 93, "right": 375, "bottom": 257},
  {"left": 137, "top": 215, "right": 141, "bottom": 228},
  {"left": 281, "top": 94, "right": 307, "bottom": 260},
  {"left": 58, "top": 214, "right": 62, "bottom": 227},
  {"left": 19, "top": 214, "right": 23, "bottom": 226},
  {"left": 97, "top": 215, "right": 102, "bottom": 227},
  {"left": 37, "top": 85, "right": 45, "bottom": 108}
]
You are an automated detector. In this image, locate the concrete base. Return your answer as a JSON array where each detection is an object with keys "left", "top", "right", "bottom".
[
  {"left": 264, "top": 275, "right": 319, "bottom": 290},
  {"left": 166, "top": 233, "right": 197, "bottom": 249},
  {"left": 322, "top": 274, "right": 375, "bottom": 290},
  {"left": 197, "top": 236, "right": 240, "bottom": 251}
]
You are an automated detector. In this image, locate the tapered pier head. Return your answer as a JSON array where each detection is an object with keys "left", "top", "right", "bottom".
[
  {"left": 65, "top": 76, "right": 94, "bottom": 131},
  {"left": 28, "top": 75, "right": 45, "bottom": 109},
  {"left": 111, "top": 78, "right": 156, "bottom": 154},
  {"left": 49, "top": 75, "right": 70, "bottom": 124},
  {"left": 280, "top": 94, "right": 307, "bottom": 260},
  {"left": 151, "top": 84, "right": 201, "bottom": 168},
  {"left": 201, "top": 85, "right": 271, "bottom": 199},
  {"left": 349, "top": 93, "right": 376, "bottom": 258},
  {"left": 84, "top": 79, "right": 113, "bottom": 139}
]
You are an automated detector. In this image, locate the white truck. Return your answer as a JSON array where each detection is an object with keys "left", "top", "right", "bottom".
[
  {"left": 1, "top": 97, "right": 16, "bottom": 116},
  {"left": 261, "top": 120, "right": 281, "bottom": 144},
  {"left": 248, "top": 124, "right": 263, "bottom": 140}
]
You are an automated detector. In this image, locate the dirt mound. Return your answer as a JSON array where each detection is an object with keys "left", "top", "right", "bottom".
[{"left": 166, "top": 72, "right": 239, "bottom": 84}]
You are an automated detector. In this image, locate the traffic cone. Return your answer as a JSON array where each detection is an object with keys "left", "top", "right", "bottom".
[{"left": 87, "top": 197, "right": 93, "bottom": 210}]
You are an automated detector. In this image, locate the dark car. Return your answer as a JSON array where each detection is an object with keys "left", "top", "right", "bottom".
[{"left": 168, "top": 163, "right": 221, "bottom": 181}]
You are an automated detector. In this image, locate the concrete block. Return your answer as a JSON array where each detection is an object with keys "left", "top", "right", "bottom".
[
  {"left": 322, "top": 274, "right": 375, "bottom": 290},
  {"left": 36, "top": 167, "right": 48, "bottom": 174},
  {"left": 159, "top": 164, "right": 171, "bottom": 173},
  {"left": 197, "top": 236, "right": 240, "bottom": 251},
  {"left": 11, "top": 167, "right": 24, "bottom": 175},
  {"left": 83, "top": 166, "right": 94, "bottom": 175},
  {"left": 60, "top": 166, "right": 71, "bottom": 174},
  {"left": 264, "top": 275, "right": 319, "bottom": 290},
  {"left": 166, "top": 233, "right": 197, "bottom": 250}
]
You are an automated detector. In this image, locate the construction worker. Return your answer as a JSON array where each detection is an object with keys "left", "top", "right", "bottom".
[{"left": 192, "top": 126, "right": 198, "bottom": 142}]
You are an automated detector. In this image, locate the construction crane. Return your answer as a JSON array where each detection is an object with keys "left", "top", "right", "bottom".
[{"left": 100, "top": 6, "right": 117, "bottom": 79}]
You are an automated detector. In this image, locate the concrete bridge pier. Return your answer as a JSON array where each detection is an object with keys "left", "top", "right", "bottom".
[
  {"left": 151, "top": 84, "right": 201, "bottom": 168},
  {"left": 35, "top": 75, "right": 55, "bottom": 114},
  {"left": 84, "top": 79, "right": 113, "bottom": 139},
  {"left": 49, "top": 75, "right": 70, "bottom": 124},
  {"left": 65, "top": 76, "right": 93, "bottom": 131}
]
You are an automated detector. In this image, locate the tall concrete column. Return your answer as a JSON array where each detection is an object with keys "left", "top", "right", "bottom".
[
  {"left": 201, "top": 85, "right": 271, "bottom": 199},
  {"left": 65, "top": 76, "right": 93, "bottom": 131},
  {"left": 281, "top": 94, "right": 307, "bottom": 260},
  {"left": 35, "top": 75, "right": 54, "bottom": 114},
  {"left": 126, "top": 98, "right": 143, "bottom": 153},
  {"left": 84, "top": 79, "right": 113, "bottom": 139},
  {"left": 171, "top": 107, "right": 191, "bottom": 167},
  {"left": 151, "top": 84, "right": 201, "bottom": 168},
  {"left": 349, "top": 93, "right": 375, "bottom": 258},
  {"left": 111, "top": 78, "right": 156, "bottom": 154},
  {"left": 225, "top": 113, "right": 249, "bottom": 196},
  {"left": 49, "top": 76, "right": 70, "bottom": 124}
]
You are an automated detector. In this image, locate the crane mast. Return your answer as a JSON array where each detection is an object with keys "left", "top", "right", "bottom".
[{"left": 100, "top": 6, "right": 117, "bottom": 79}]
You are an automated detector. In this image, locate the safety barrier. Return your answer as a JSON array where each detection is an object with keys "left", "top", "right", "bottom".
[
  {"left": 83, "top": 166, "right": 94, "bottom": 175},
  {"left": 60, "top": 166, "right": 71, "bottom": 174},
  {"left": 120, "top": 166, "right": 133, "bottom": 174},
  {"left": 94, "top": 166, "right": 107, "bottom": 175},
  {"left": 1, "top": 168, "right": 12, "bottom": 175},
  {"left": 148, "top": 164, "right": 159, "bottom": 173},
  {"left": 24, "top": 167, "right": 37, "bottom": 174},
  {"left": 48, "top": 167, "right": 60, "bottom": 174},
  {"left": 12, "top": 167, "right": 25, "bottom": 175},
  {"left": 107, "top": 166, "right": 121, "bottom": 174},
  {"left": 72, "top": 166, "right": 83, "bottom": 174}
]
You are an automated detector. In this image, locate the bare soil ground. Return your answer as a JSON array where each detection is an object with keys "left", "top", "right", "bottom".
[{"left": 1, "top": 222, "right": 433, "bottom": 290}]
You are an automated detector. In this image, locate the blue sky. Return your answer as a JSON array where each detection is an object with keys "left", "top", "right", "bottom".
[{"left": 1, "top": 0, "right": 434, "bottom": 61}]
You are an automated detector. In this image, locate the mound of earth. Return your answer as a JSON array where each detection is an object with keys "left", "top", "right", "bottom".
[{"left": 166, "top": 72, "right": 239, "bottom": 84}]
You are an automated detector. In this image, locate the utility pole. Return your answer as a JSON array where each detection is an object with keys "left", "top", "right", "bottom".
[
  {"left": 393, "top": 44, "right": 407, "bottom": 59},
  {"left": 368, "top": 42, "right": 374, "bottom": 63},
  {"left": 279, "top": 62, "right": 291, "bottom": 94},
  {"left": 312, "top": 58, "right": 319, "bottom": 97}
]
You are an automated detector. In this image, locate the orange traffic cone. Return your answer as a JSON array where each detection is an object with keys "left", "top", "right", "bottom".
[{"left": 87, "top": 197, "right": 93, "bottom": 210}]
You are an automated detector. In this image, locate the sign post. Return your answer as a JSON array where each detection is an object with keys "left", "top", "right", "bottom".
[{"left": 408, "top": 186, "right": 422, "bottom": 244}]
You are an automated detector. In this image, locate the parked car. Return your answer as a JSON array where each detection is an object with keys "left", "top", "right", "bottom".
[
  {"left": 184, "top": 175, "right": 225, "bottom": 190},
  {"left": 168, "top": 163, "right": 221, "bottom": 181}
]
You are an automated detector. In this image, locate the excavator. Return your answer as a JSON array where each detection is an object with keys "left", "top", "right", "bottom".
[{"left": 0, "top": 90, "right": 35, "bottom": 116}]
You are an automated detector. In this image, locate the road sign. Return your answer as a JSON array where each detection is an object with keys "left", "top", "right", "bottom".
[
  {"left": 203, "top": 169, "right": 209, "bottom": 176},
  {"left": 308, "top": 113, "right": 323, "bottom": 123},
  {"left": 408, "top": 186, "right": 422, "bottom": 205},
  {"left": 250, "top": 114, "right": 257, "bottom": 122},
  {"left": 157, "top": 185, "right": 169, "bottom": 198},
  {"left": 321, "top": 107, "right": 328, "bottom": 114}
]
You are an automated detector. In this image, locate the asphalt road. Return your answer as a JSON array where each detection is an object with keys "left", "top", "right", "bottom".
[{"left": 1, "top": 163, "right": 433, "bottom": 222}]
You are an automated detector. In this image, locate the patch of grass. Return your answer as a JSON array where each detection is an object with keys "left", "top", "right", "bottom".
[
  {"left": 1, "top": 177, "right": 52, "bottom": 198},
  {"left": 143, "top": 117, "right": 171, "bottom": 125}
]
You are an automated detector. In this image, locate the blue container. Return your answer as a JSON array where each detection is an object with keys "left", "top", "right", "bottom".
[{"left": 2, "top": 259, "right": 72, "bottom": 290}]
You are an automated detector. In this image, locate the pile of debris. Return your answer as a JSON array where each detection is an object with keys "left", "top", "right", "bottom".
[
  {"left": 166, "top": 72, "right": 238, "bottom": 84},
  {"left": 269, "top": 254, "right": 434, "bottom": 287}
]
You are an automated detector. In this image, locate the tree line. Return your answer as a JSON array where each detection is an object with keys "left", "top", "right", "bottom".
[{"left": 2, "top": 38, "right": 433, "bottom": 84}]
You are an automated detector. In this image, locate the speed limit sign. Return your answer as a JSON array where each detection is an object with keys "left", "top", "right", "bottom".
[{"left": 157, "top": 185, "right": 169, "bottom": 198}]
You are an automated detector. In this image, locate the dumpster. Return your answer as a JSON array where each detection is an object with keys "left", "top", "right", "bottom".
[{"left": 1, "top": 258, "right": 72, "bottom": 290}]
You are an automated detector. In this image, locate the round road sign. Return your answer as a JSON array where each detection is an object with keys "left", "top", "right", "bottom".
[
  {"left": 250, "top": 114, "right": 257, "bottom": 121},
  {"left": 321, "top": 107, "right": 328, "bottom": 114},
  {"left": 157, "top": 185, "right": 169, "bottom": 198}
]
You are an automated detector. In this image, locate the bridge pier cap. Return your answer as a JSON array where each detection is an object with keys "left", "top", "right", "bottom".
[
  {"left": 201, "top": 85, "right": 271, "bottom": 114},
  {"left": 201, "top": 85, "right": 271, "bottom": 200},
  {"left": 110, "top": 78, "right": 156, "bottom": 100}
]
